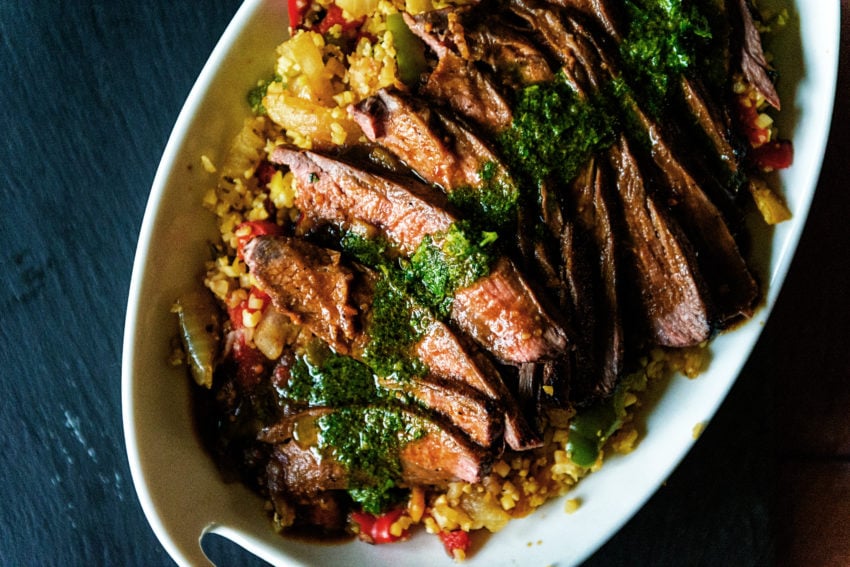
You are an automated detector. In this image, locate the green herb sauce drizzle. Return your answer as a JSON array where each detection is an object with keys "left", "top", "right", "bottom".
[
  {"left": 496, "top": 0, "right": 714, "bottom": 190},
  {"left": 340, "top": 222, "right": 498, "bottom": 380},
  {"left": 279, "top": 343, "right": 425, "bottom": 514},
  {"left": 319, "top": 407, "right": 425, "bottom": 514},
  {"left": 446, "top": 161, "right": 519, "bottom": 229},
  {"left": 283, "top": 343, "right": 379, "bottom": 406},
  {"left": 497, "top": 72, "right": 617, "bottom": 189},
  {"left": 362, "top": 276, "right": 430, "bottom": 382},
  {"left": 339, "top": 231, "right": 430, "bottom": 383},
  {"left": 620, "top": 0, "right": 712, "bottom": 116},
  {"left": 408, "top": 222, "right": 498, "bottom": 319}
]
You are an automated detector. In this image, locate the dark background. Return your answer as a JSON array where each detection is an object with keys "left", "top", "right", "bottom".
[{"left": 1, "top": 1, "right": 847, "bottom": 565}]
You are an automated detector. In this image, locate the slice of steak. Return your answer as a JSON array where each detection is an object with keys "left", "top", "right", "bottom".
[
  {"left": 392, "top": 7, "right": 554, "bottom": 90},
  {"left": 465, "top": 17, "right": 555, "bottom": 87},
  {"left": 351, "top": 89, "right": 504, "bottom": 192},
  {"left": 424, "top": 50, "right": 513, "bottom": 133},
  {"left": 271, "top": 147, "right": 454, "bottom": 255},
  {"left": 560, "top": 159, "right": 624, "bottom": 402},
  {"left": 546, "top": 0, "right": 624, "bottom": 40},
  {"left": 244, "top": 235, "right": 503, "bottom": 448},
  {"left": 270, "top": 146, "right": 568, "bottom": 365},
  {"left": 451, "top": 256, "right": 569, "bottom": 364},
  {"left": 261, "top": 411, "right": 349, "bottom": 497},
  {"left": 732, "top": 0, "right": 781, "bottom": 109},
  {"left": 242, "top": 235, "right": 358, "bottom": 355},
  {"left": 260, "top": 405, "right": 491, "bottom": 489},
  {"left": 680, "top": 76, "right": 740, "bottom": 178},
  {"left": 401, "top": 6, "right": 470, "bottom": 52},
  {"left": 350, "top": 88, "right": 516, "bottom": 223},
  {"left": 628, "top": 102, "right": 759, "bottom": 325},
  {"left": 416, "top": 320, "right": 542, "bottom": 450},
  {"left": 671, "top": 75, "right": 747, "bottom": 226},
  {"left": 586, "top": 164, "right": 624, "bottom": 397},
  {"left": 608, "top": 136, "right": 712, "bottom": 347},
  {"left": 380, "top": 373, "right": 503, "bottom": 448},
  {"left": 506, "top": 0, "right": 603, "bottom": 95},
  {"left": 403, "top": 11, "right": 513, "bottom": 132},
  {"left": 350, "top": 89, "right": 472, "bottom": 192},
  {"left": 400, "top": 407, "right": 493, "bottom": 485}
]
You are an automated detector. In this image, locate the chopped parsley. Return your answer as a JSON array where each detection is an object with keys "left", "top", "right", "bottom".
[
  {"left": 495, "top": 0, "right": 715, "bottom": 189},
  {"left": 282, "top": 344, "right": 379, "bottom": 406},
  {"left": 361, "top": 276, "right": 430, "bottom": 382},
  {"left": 339, "top": 223, "right": 498, "bottom": 381},
  {"left": 340, "top": 230, "right": 393, "bottom": 271},
  {"left": 339, "top": 231, "right": 429, "bottom": 382}
]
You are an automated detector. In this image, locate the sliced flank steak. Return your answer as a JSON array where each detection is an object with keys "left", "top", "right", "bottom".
[{"left": 269, "top": 146, "right": 568, "bottom": 365}]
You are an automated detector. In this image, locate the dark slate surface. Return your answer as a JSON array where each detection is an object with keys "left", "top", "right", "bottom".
[{"left": 0, "top": 1, "right": 846, "bottom": 566}]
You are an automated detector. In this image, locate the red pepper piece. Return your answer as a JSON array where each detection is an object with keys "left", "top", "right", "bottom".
[
  {"left": 735, "top": 96, "right": 771, "bottom": 148},
  {"left": 439, "top": 529, "right": 471, "bottom": 559},
  {"left": 351, "top": 509, "right": 407, "bottom": 544},
  {"left": 226, "top": 286, "right": 270, "bottom": 330},
  {"left": 288, "top": 0, "right": 310, "bottom": 30},
  {"left": 228, "top": 332, "right": 267, "bottom": 388},
  {"left": 317, "top": 4, "right": 365, "bottom": 34},
  {"left": 750, "top": 139, "right": 794, "bottom": 171}
]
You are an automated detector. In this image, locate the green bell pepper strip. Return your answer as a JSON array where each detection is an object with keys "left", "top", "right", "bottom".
[{"left": 386, "top": 13, "right": 427, "bottom": 87}]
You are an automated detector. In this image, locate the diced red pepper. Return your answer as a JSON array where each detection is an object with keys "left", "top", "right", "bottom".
[
  {"left": 234, "top": 220, "right": 283, "bottom": 259},
  {"left": 351, "top": 508, "right": 408, "bottom": 544},
  {"left": 735, "top": 96, "right": 771, "bottom": 148},
  {"left": 288, "top": 0, "right": 310, "bottom": 30},
  {"left": 225, "top": 287, "right": 270, "bottom": 387},
  {"left": 439, "top": 529, "right": 471, "bottom": 559},
  {"left": 317, "top": 4, "right": 365, "bottom": 34},
  {"left": 226, "top": 287, "right": 270, "bottom": 330},
  {"left": 227, "top": 300, "right": 246, "bottom": 330},
  {"left": 750, "top": 139, "right": 794, "bottom": 171}
]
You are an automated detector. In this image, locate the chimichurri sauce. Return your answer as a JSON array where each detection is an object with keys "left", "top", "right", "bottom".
[
  {"left": 339, "top": 223, "right": 498, "bottom": 383},
  {"left": 362, "top": 276, "right": 429, "bottom": 382},
  {"left": 338, "top": 231, "right": 430, "bottom": 383},
  {"left": 497, "top": 71, "right": 617, "bottom": 189},
  {"left": 446, "top": 160, "right": 518, "bottom": 228},
  {"left": 408, "top": 222, "right": 498, "bottom": 318},
  {"left": 620, "top": 0, "right": 713, "bottom": 116},
  {"left": 277, "top": 343, "right": 425, "bottom": 514},
  {"left": 497, "top": 0, "right": 715, "bottom": 191},
  {"left": 283, "top": 344, "right": 380, "bottom": 406},
  {"left": 318, "top": 407, "right": 424, "bottom": 514}
]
